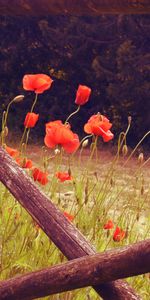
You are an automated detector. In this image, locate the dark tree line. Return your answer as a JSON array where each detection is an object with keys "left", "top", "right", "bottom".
[
  {"left": 0, "top": 15, "right": 149, "bottom": 146},
  {"left": 0, "top": 0, "right": 150, "bottom": 15}
]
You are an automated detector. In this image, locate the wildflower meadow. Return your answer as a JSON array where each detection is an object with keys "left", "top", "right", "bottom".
[{"left": 0, "top": 73, "right": 150, "bottom": 300}]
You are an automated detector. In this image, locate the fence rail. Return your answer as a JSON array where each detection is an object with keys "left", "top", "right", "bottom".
[{"left": 0, "top": 239, "right": 149, "bottom": 300}]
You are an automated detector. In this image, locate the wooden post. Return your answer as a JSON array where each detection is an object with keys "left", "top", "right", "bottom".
[
  {"left": 0, "top": 239, "right": 149, "bottom": 300},
  {"left": 0, "top": 147, "right": 140, "bottom": 300},
  {"left": 0, "top": 0, "right": 149, "bottom": 15}
]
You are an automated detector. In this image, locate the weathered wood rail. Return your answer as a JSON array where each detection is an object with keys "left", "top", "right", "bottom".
[
  {"left": 0, "top": 0, "right": 149, "bottom": 15},
  {"left": 0, "top": 146, "right": 144, "bottom": 299},
  {"left": 0, "top": 239, "right": 149, "bottom": 300}
]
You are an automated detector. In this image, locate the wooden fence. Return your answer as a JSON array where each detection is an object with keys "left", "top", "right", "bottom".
[{"left": 0, "top": 146, "right": 149, "bottom": 300}]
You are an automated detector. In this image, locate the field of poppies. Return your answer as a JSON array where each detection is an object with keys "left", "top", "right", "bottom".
[{"left": 0, "top": 74, "right": 150, "bottom": 300}]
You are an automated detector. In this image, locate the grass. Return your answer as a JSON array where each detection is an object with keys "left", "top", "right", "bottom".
[{"left": 0, "top": 144, "right": 150, "bottom": 300}]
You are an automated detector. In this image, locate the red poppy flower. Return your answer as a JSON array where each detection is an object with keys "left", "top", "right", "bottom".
[
  {"left": 56, "top": 172, "right": 73, "bottom": 182},
  {"left": 15, "top": 157, "right": 21, "bottom": 166},
  {"left": 64, "top": 211, "right": 74, "bottom": 222},
  {"left": 32, "top": 168, "right": 48, "bottom": 185},
  {"left": 5, "top": 145, "right": 20, "bottom": 158},
  {"left": 15, "top": 157, "right": 33, "bottom": 169},
  {"left": 23, "top": 74, "right": 53, "bottom": 94},
  {"left": 22, "top": 158, "right": 33, "bottom": 169},
  {"left": 113, "top": 226, "right": 126, "bottom": 242},
  {"left": 103, "top": 220, "right": 114, "bottom": 230},
  {"left": 75, "top": 84, "right": 91, "bottom": 105},
  {"left": 24, "top": 112, "right": 39, "bottom": 128},
  {"left": 84, "top": 114, "right": 114, "bottom": 142},
  {"left": 44, "top": 120, "right": 80, "bottom": 153}
]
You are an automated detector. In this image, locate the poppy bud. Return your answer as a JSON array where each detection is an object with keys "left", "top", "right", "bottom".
[
  {"left": 24, "top": 112, "right": 39, "bottom": 128},
  {"left": 82, "top": 139, "right": 89, "bottom": 148},
  {"left": 13, "top": 95, "right": 25, "bottom": 103},
  {"left": 122, "top": 144, "right": 128, "bottom": 156},
  {"left": 75, "top": 85, "right": 91, "bottom": 106},
  {"left": 68, "top": 167, "right": 71, "bottom": 176},
  {"left": 3, "top": 111, "right": 6, "bottom": 118},
  {"left": 3, "top": 126, "right": 9, "bottom": 137},
  {"left": 94, "top": 171, "right": 98, "bottom": 181},
  {"left": 141, "top": 186, "right": 144, "bottom": 195},
  {"left": 138, "top": 153, "right": 144, "bottom": 164},
  {"left": 110, "top": 178, "right": 114, "bottom": 186},
  {"left": 128, "top": 116, "right": 132, "bottom": 125},
  {"left": 136, "top": 212, "right": 140, "bottom": 221},
  {"left": 125, "top": 227, "right": 129, "bottom": 238}
]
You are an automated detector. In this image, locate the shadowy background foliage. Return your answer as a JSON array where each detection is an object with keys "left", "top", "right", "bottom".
[{"left": 0, "top": 15, "right": 149, "bottom": 146}]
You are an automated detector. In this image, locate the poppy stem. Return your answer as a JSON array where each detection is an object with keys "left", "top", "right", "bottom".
[
  {"left": 24, "top": 128, "right": 31, "bottom": 150},
  {"left": 1, "top": 98, "right": 17, "bottom": 145},
  {"left": 65, "top": 105, "right": 80, "bottom": 124},
  {"left": 72, "top": 134, "right": 93, "bottom": 163},
  {"left": 30, "top": 93, "right": 38, "bottom": 113},
  {"left": 116, "top": 121, "right": 131, "bottom": 158},
  {"left": 19, "top": 94, "right": 38, "bottom": 152},
  {"left": 123, "top": 130, "right": 150, "bottom": 167},
  {"left": 95, "top": 120, "right": 132, "bottom": 202},
  {"left": 89, "top": 136, "right": 98, "bottom": 161},
  {"left": 80, "top": 134, "right": 93, "bottom": 146},
  {"left": 19, "top": 128, "right": 27, "bottom": 152}
]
